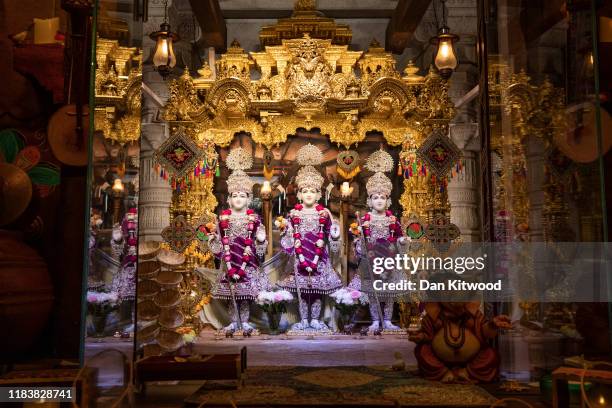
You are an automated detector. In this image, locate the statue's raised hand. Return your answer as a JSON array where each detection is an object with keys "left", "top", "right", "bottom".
[
  {"left": 256, "top": 228, "right": 266, "bottom": 243},
  {"left": 330, "top": 223, "right": 341, "bottom": 239}
]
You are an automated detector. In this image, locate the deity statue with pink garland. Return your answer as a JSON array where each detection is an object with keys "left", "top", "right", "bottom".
[
  {"left": 349, "top": 149, "right": 409, "bottom": 333},
  {"left": 276, "top": 143, "right": 343, "bottom": 333},
  {"left": 207, "top": 147, "right": 269, "bottom": 332}
]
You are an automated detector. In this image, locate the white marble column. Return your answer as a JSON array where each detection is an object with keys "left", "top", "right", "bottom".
[
  {"left": 138, "top": 64, "right": 172, "bottom": 242},
  {"left": 448, "top": 123, "right": 481, "bottom": 242}
]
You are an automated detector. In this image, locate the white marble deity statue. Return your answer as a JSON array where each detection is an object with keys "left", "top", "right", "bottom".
[
  {"left": 277, "top": 143, "right": 343, "bottom": 332},
  {"left": 349, "top": 148, "right": 409, "bottom": 332},
  {"left": 207, "top": 147, "right": 268, "bottom": 332}
]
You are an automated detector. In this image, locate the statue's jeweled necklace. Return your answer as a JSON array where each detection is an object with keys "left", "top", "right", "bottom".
[
  {"left": 291, "top": 203, "right": 327, "bottom": 273},
  {"left": 362, "top": 210, "right": 399, "bottom": 243},
  {"left": 218, "top": 208, "right": 257, "bottom": 282}
]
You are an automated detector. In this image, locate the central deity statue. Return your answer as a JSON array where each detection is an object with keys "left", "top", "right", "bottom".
[
  {"left": 277, "top": 143, "right": 343, "bottom": 332},
  {"left": 350, "top": 149, "right": 409, "bottom": 332},
  {"left": 207, "top": 147, "right": 269, "bottom": 332}
]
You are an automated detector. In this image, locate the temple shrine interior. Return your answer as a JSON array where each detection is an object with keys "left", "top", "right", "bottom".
[{"left": 1, "top": 0, "right": 612, "bottom": 407}]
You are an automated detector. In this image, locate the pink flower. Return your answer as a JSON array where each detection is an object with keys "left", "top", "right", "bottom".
[
  {"left": 316, "top": 204, "right": 324, "bottom": 211},
  {"left": 385, "top": 210, "right": 393, "bottom": 216},
  {"left": 274, "top": 293, "right": 283, "bottom": 302},
  {"left": 350, "top": 290, "right": 361, "bottom": 299},
  {"left": 295, "top": 204, "right": 303, "bottom": 211},
  {"left": 246, "top": 209, "right": 254, "bottom": 215},
  {"left": 363, "top": 213, "right": 371, "bottom": 221},
  {"left": 222, "top": 209, "right": 232, "bottom": 216}
]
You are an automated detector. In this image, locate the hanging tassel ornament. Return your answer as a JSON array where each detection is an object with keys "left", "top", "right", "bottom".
[{"left": 215, "top": 162, "right": 220, "bottom": 177}]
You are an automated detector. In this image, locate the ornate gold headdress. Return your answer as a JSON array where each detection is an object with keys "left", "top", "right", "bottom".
[
  {"left": 226, "top": 147, "right": 254, "bottom": 194},
  {"left": 365, "top": 148, "right": 394, "bottom": 197},
  {"left": 295, "top": 143, "right": 324, "bottom": 190}
]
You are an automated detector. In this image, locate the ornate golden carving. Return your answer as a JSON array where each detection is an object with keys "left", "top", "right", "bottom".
[
  {"left": 161, "top": 15, "right": 456, "bottom": 214},
  {"left": 259, "top": 1, "right": 352, "bottom": 47},
  {"left": 94, "top": 36, "right": 142, "bottom": 145}
]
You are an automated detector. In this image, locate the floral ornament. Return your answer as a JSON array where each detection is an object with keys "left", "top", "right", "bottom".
[
  {"left": 274, "top": 216, "right": 287, "bottom": 231},
  {"left": 330, "top": 287, "right": 369, "bottom": 306},
  {"left": 219, "top": 208, "right": 258, "bottom": 282},
  {"left": 349, "top": 222, "right": 360, "bottom": 237},
  {"left": 256, "top": 290, "right": 294, "bottom": 313},
  {"left": 176, "top": 327, "right": 197, "bottom": 344},
  {"left": 193, "top": 294, "right": 212, "bottom": 314},
  {"left": 0, "top": 129, "right": 60, "bottom": 198},
  {"left": 193, "top": 214, "right": 216, "bottom": 251},
  {"left": 292, "top": 203, "right": 328, "bottom": 273},
  {"left": 330, "top": 287, "right": 369, "bottom": 317},
  {"left": 361, "top": 211, "right": 399, "bottom": 243}
]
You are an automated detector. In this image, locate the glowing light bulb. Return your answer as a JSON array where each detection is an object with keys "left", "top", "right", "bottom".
[
  {"left": 153, "top": 36, "right": 176, "bottom": 68},
  {"left": 435, "top": 38, "right": 457, "bottom": 71},
  {"left": 340, "top": 182, "right": 353, "bottom": 198},
  {"left": 112, "top": 178, "right": 124, "bottom": 193},
  {"left": 149, "top": 21, "right": 178, "bottom": 78}
]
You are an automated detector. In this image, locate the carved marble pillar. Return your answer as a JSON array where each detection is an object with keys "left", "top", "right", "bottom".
[
  {"left": 139, "top": 64, "right": 172, "bottom": 241},
  {"left": 448, "top": 123, "right": 481, "bottom": 242}
]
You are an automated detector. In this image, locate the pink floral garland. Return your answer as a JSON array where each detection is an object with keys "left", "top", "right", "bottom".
[
  {"left": 218, "top": 208, "right": 257, "bottom": 281},
  {"left": 292, "top": 203, "right": 327, "bottom": 273},
  {"left": 362, "top": 210, "right": 399, "bottom": 243}
]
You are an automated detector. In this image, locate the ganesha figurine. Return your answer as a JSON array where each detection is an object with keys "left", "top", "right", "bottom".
[
  {"left": 349, "top": 149, "right": 409, "bottom": 333},
  {"left": 277, "top": 143, "right": 343, "bottom": 333},
  {"left": 409, "top": 301, "right": 511, "bottom": 383},
  {"left": 207, "top": 147, "right": 268, "bottom": 332}
]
